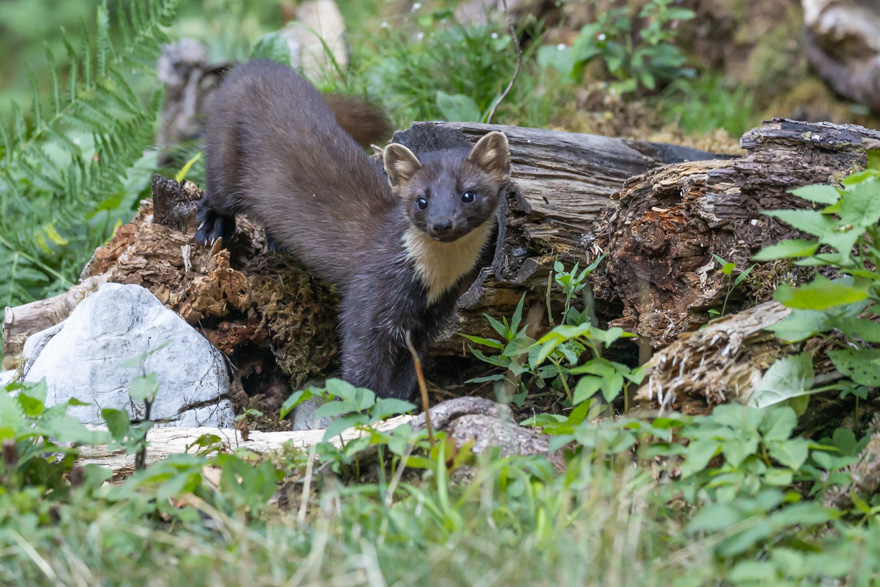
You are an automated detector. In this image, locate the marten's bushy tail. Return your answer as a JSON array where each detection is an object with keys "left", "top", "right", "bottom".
[{"left": 322, "top": 94, "right": 393, "bottom": 149}]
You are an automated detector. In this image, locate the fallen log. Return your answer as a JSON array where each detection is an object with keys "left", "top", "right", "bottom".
[
  {"left": 593, "top": 118, "right": 880, "bottom": 348},
  {"left": 634, "top": 300, "right": 796, "bottom": 414},
  {"left": 5, "top": 119, "right": 879, "bottom": 409},
  {"left": 78, "top": 397, "right": 562, "bottom": 479}
]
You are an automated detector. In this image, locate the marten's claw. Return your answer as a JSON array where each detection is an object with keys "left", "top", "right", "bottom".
[{"left": 194, "top": 201, "right": 235, "bottom": 247}]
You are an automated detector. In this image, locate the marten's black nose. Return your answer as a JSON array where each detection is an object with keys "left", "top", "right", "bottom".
[{"left": 431, "top": 220, "right": 453, "bottom": 235}]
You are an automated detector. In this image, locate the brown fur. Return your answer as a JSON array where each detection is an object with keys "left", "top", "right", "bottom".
[
  {"left": 195, "top": 61, "right": 511, "bottom": 400},
  {"left": 322, "top": 93, "right": 393, "bottom": 149}
]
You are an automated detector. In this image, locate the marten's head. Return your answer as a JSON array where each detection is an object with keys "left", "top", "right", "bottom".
[{"left": 383, "top": 131, "right": 510, "bottom": 243}]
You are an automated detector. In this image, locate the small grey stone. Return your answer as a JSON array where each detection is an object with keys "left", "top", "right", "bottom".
[{"left": 292, "top": 396, "right": 335, "bottom": 431}]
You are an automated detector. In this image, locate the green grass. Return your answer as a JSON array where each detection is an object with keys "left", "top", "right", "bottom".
[
  {"left": 2, "top": 458, "right": 704, "bottom": 585},
  {"left": 656, "top": 73, "right": 758, "bottom": 138}
]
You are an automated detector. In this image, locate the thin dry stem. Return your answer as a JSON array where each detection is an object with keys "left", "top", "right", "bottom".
[
  {"left": 405, "top": 331, "right": 434, "bottom": 449},
  {"left": 485, "top": 0, "right": 522, "bottom": 125}
]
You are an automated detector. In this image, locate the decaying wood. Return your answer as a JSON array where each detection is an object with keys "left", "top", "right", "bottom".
[
  {"left": 78, "top": 397, "right": 562, "bottom": 479},
  {"left": 634, "top": 301, "right": 793, "bottom": 414},
  {"left": 593, "top": 118, "right": 880, "bottom": 348}
]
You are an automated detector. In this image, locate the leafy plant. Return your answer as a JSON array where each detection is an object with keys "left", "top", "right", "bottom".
[
  {"left": 751, "top": 170, "right": 880, "bottom": 407},
  {"left": 538, "top": 0, "right": 695, "bottom": 94},
  {"left": 0, "top": 379, "right": 111, "bottom": 496},
  {"left": 709, "top": 254, "right": 755, "bottom": 318},
  {"left": 464, "top": 259, "right": 644, "bottom": 410}
]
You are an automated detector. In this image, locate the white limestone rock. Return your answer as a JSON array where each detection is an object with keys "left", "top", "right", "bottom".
[{"left": 21, "top": 283, "right": 233, "bottom": 427}]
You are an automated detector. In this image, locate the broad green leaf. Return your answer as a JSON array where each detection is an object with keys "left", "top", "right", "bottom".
[
  {"left": 827, "top": 347, "right": 880, "bottom": 386},
  {"left": 371, "top": 398, "right": 416, "bottom": 419},
  {"left": 834, "top": 317, "right": 880, "bottom": 342},
  {"left": 16, "top": 394, "right": 45, "bottom": 418},
  {"left": 315, "top": 400, "right": 355, "bottom": 419},
  {"left": 436, "top": 91, "right": 482, "bottom": 122},
  {"left": 0, "top": 392, "right": 24, "bottom": 432},
  {"left": 768, "top": 438, "right": 809, "bottom": 470},
  {"left": 789, "top": 184, "right": 840, "bottom": 205},
  {"left": 536, "top": 44, "right": 576, "bottom": 77},
  {"left": 838, "top": 178, "right": 880, "bottom": 228},
  {"left": 250, "top": 32, "right": 292, "bottom": 65},
  {"left": 773, "top": 277, "right": 869, "bottom": 310},
  {"left": 752, "top": 239, "right": 819, "bottom": 261},
  {"left": 721, "top": 436, "right": 760, "bottom": 467},
  {"left": 759, "top": 407, "right": 797, "bottom": 442},
  {"left": 718, "top": 520, "right": 773, "bottom": 556},
  {"left": 325, "top": 379, "right": 358, "bottom": 402},
  {"left": 680, "top": 439, "right": 720, "bottom": 478},
  {"left": 280, "top": 389, "right": 315, "bottom": 419},
  {"left": 763, "top": 209, "right": 835, "bottom": 238},
  {"left": 129, "top": 373, "right": 159, "bottom": 403},
  {"left": 459, "top": 334, "right": 504, "bottom": 350},
  {"left": 101, "top": 408, "right": 131, "bottom": 441},
  {"left": 573, "top": 376, "right": 602, "bottom": 405},
  {"left": 765, "top": 309, "right": 827, "bottom": 342},
  {"left": 769, "top": 503, "right": 835, "bottom": 527},
  {"left": 504, "top": 333, "right": 536, "bottom": 357},
  {"left": 665, "top": 7, "right": 696, "bottom": 20},
  {"left": 19, "top": 379, "right": 47, "bottom": 404},
  {"left": 321, "top": 414, "right": 368, "bottom": 441},
  {"left": 534, "top": 338, "right": 563, "bottom": 366},
  {"left": 602, "top": 373, "right": 624, "bottom": 402},
  {"left": 686, "top": 502, "right": 743, "bottom": 533},
  {"left": 749, "top": 353, "right": 814, "bottom": 409},
  {"left": 712, "top": 404, "right": 764, "bottom": 431},
  {"left": 535, "top": 323, "right": 593, "bottom": 344},
  {"left": 728, "top": 561, "right": 777, "bottom": 582},
  {"left": 762, "top": 468, "right": 793, "bottom": 486},
  {"left": 37, "top": 415, "right": 109, "bottom": 444}
]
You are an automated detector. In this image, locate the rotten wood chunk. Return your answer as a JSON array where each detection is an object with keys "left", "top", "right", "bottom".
[
  {"left": 593, "top": 118, "right": 880, "bottom": 348},
  {"left": 635, "top": 301, "right": 793, "bottom": 414}
]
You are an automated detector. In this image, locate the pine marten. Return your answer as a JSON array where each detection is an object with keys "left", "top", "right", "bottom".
[{"left": 195, "top": 59, "right": 511, "bottom": 400}]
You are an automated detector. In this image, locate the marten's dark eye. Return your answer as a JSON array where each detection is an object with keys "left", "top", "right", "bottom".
[
  {"left": 462, "top": 191, "right": 476, "bottom": 203},
  {"left": 417, "top": 197, "right": 428, "bottom": 210}
]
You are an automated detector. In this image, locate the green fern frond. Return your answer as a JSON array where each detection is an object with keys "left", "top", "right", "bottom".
[{"left": 0, "top": 0, "right": 181, "bottom": 317}]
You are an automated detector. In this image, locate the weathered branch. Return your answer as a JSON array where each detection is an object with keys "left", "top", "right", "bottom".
[{"left": 78, "top": 397, "right": 562, "bottom": 479}]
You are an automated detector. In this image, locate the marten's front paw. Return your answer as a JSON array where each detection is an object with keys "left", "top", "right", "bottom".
[{"left": 195, "top": 204, "right": 235, "bottom": 246}]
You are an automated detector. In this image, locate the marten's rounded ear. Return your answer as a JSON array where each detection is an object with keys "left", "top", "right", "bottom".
[
  {"left": 467, "top": 131, "right": 510, "bottom": 185},
  {"left": 383, "top": 143, "right": 423, "bottom": 187}
]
